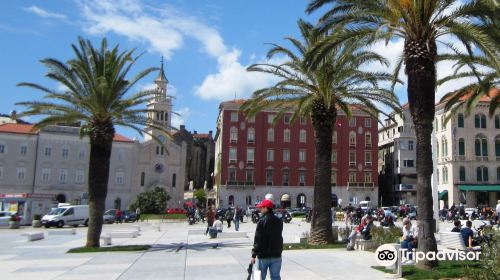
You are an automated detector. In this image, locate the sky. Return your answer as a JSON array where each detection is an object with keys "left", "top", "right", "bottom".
[{"left": 0, "top": 0, "right": 474, "bottom": 139}]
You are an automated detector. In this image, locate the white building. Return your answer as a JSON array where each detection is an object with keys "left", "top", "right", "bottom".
[
  {"left": 0, "top": 61, "right": 187, "bottom": 217},
  {"left": 378, "top": 104, "right": 418, "bottom": 206},
  {"left": 435, "top": 90, "right": 500, "bottom": 208}
]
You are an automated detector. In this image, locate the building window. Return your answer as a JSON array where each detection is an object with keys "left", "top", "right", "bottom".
[
  {"left": 247, "top": 115, "right": 255, "bottom": 123},
  {"left": 228, "top": 168, "right": 237, "bottom": 182},
  {"left": 156, "top": 146, "right": 160, "bottom": 155},
  {"left": 284, "top": 114, "right": 291, "bottom": 124},
  {"left": 349, "top": 131, "right": 356, "bottom": 147},
  {"left": 477, "top": 166, "right": 489, "bottom": 182},
  {"left": 59, "top": 168, "right": 68, "bottom": 184},
  {"left": 267, "top": 149, "right": 274, "bottom": 161},
  {"left": 332, "top": 131, "right": 337, "bottom": 144},
  {"left": 475, "top": 114, "right": 487, "bottom": 128},
  {"left": 442, "top": 167, "right": 448, "bottom": 183},
  {"left": 78, "top": 150, "right": 85, "bottom": 160},
  {"left": 299, "top": 129, "right": 306, "bottom": 143},
  {"left": 364, "top": 172, "right": 372, "bottom": 183},
  {"left": 247, "top": 148, "right": 255, "bottom": 163},
  {"left": 365, "top": 133, "right": 372, "bottom": 148},
  {"left": 435, "top": 118, "right": 439, "bottom": 132},
  {"left": 365, "top": 118, "right": 372, "bottom": 127},
  {"left": 230, "top": 127, "right": 238, "bottom": 143},
  {"left": 283, "top": 149, "right": 290, "bottom": 162},
  {"left": 283, "top": 129, "right": 291, "bottom": 142},
  {"left": 497, "top": 167, "right": 500, "bottom": 181},
  {"left": 403, "top": 159, "right": 414, "bottom": 167},
  {"left": 0, "top": 143, "right": 5, "bottom": 154},
  {"left": 267, "top": 128, "right": 275, "bottom": 142},
  {"left": 496, "top": 137, "right": 500, "bottom": 158},
  {"left": 299, "top": 170, "right": 305, "bottom": 186},
  {"left": 365, "top": 151, "right": 372, "bottom": 166},
  {"left": 230, "top": 112, "right": 238, "bottom": 122},
  {"left": 282, "top": 169, "right": 290, "bottom": 186},
  {"left": 20, "top": 144, "right": 28, "bottom": 156},
  {"left": 408, "top": 141, "right": 414, "bottom": 151},
  {"left": 458, "top": 113, "right": 464, "bottom": 128},
  {"left": 0, "top": 166, "right": 3, "bottom": 180},
  {"left": 140, "top": 172, "right": 145, "bottom": 186},
  {"left": 62, "top": 148, "right": 69, "bottom": 159},
  {"left": 436, "top": 169, "right": 440, "bottom": 183},
  {"left": 299, "top": 150, "right": 306, "bottom": 162},
  {"left": 441, "top": 115, "right": 446, "bottom": 131},
  {"left": 331, "top": 171, "right": 337, "bottom": 186},
  {"left": 266, "top": 170, "right": 273, "bottom": 186},
  {"left": 17, "top": 167, "right": 26, "bottom": 181},
  {"left": 246, "top": 169, "right": 254, "bottom": 182},
  {"left": 348, "top": 172, "right": 356, "bottom": 183},
  {"left": 436, "top": 141, "right": 440, "bottom": 158},
  {"left": 496, "top": 115, "right": 500, "bottom": 129},
  {"left": 349, "top": 118, "right": 356, "bottom": 127},
  {"left": 441, "top": 138, "right": 448, "bottom": 157},
  {"left": 172, "top": 173, "right": 176, "bottom": 188},
  {"left": 332, "top": 151, "right": 337, "bottom": 163},
  {"left": 247, "top": 128, "right": 255, "bottom": 143},
  {"left": 75, "top": 169, "right": 85, "bottom": 184},
  {"left": 459, "top": 166, "right": 466, "bottom": 182},
  {"left": 349, "top": 151, "right": 356, "bottom": 166},
  {"left": 44, "top": 147, "right": 52, "bottom": 157},
  {"left": 267, "top": 114, "right": 275, "bottom": 124},
  {"left": 475, "top": 135, "right": 488, "bottom": 157},
  {"left": 300, "top": 116, "right": 307, "bottom": 125},
  {"left": 41, "top": 168, "right": 51, "bottom": 183},
  {"left": 229, "top": 147, "right": 237, "bottom": 162},
  {"left": 458, "top": 138, "right": 466, "bottom": 156}
]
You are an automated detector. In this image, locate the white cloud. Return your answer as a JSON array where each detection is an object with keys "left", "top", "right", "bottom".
[
  {"left": 171, "top": 107, "right": 190, "bottom": 128},
  {"left": 25, "top": 6, "right": 67, "bottom": 20}
]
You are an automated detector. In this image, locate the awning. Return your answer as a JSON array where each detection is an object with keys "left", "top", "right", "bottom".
[
  {"left": 458, "top": 185, "right": 500, "bottom": 192},
  {"left": 438, "top": 190, "right": 448, "bottom": 200},
  {"left": 280, "top": 194, "right": 290, "bottom": 201}
]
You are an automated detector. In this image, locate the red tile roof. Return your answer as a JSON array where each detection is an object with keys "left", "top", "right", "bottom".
[
  {"left": 193, "top": 133, "right": 210, "bottom": 138},
  {"left": 0, "top": 123, "right": 134, "bottom": 143},
  {"left": 438, "top": 88, "right": 499, "bottom": 105},
  {"left": 0, "top": 123, "right": 37, "bottom": 135}
]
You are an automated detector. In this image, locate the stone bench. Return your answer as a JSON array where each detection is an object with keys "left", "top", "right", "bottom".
[
  {"left": 101, "top": 235, "right": 112, "bottom": 245},
  {"left": 354, "top": 238, "right": 376, "bottom": 251},
  {"left": 217, "top": 232, "right": 248, "bottom": 239},
  {"left": 440, "top": 232, "right": 481, "bottom": 251},
  {"left": 22, "top": 232, "right": 45, "bottom": 241},
  {"left": 105, "top": 230, "right": 139, "bottom": 238},
  {"left": 48, "top": 229, "right": 76, "bottom": 235}
]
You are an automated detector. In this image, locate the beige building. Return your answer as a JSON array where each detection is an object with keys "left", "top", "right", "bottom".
[
  {"left": 435, "top": 90, "right": 500, "bottom": 208},
  {"left": 0, "top": 62, "right": 187, "bottom": 214}
]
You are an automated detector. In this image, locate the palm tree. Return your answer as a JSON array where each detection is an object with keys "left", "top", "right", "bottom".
[
  {"left": 307, "top": 0, "right": 498, "bottom": 268},
  {"left": 241, "top": 20, "right": 399, "bottom": 244},
  {"left": 17, "top": 37, "right": 166, "bottom": 247}
]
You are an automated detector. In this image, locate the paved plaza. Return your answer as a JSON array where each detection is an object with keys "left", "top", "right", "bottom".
[{"left": 1, "top": 218, "right": 496, "bottom": 280}]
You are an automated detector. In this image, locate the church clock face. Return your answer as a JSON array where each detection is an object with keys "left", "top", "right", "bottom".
[
  {"left": 154, "top": 163, "right": 164, "bottom": 173},
  {"left": 158, "top": 135, "right": 166, "bottom": 143}
]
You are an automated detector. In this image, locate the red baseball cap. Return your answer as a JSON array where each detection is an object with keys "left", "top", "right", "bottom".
[{"left": 256, "top": 199, "right": 274, "bottom": 209}]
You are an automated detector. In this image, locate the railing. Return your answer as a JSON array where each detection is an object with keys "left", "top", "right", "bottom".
[
  {"left": 247, "top": 139, "right": 255, "bottom": 144},
  {"left": 347, "top": 182, "right": 374, "bottom": 188},
  {"left": 476, "top": 156, "right": 489, "bottom": 161},
  {"left": 349, "top": 162, "right": 356, "bottom": 167},
  {"left": 365, "top": 162, "right": 372, "bottom": 167},
  {"left": 225, "top": 181, "right": 255, "bottom": 188}
]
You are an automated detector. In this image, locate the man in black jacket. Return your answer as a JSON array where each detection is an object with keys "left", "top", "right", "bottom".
[{"left": 251, "top": 199, "right": 283, "bottom": 280}]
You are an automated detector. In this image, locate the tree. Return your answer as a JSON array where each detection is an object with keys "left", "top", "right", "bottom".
[
  {"left": 17, "top": 37, "right": 167, "bottom": 247},
  {"left": 307, "top": 0, "right": 498, "bottom": 269},
  {"left": 241, "top": 20, "right": 399, "bottom": 244},
  {"left": 129, "top": 187, "right": 171, "bottom": 214},
  {"left": 193, "top": 189, "right": 207, "bottom": 207}
]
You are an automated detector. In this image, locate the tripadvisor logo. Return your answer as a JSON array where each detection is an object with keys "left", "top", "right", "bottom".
[{"left": 375, "top": 244, "right": 481, "bottom": 265}]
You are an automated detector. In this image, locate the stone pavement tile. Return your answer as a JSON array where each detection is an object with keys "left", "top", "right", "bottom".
[
  {"left": 55, "top": 263, "right": 131, "bottom": 280},
  {"left": 118, "top": 250, "right": 186, "bottom": 280},
  {"left": 3, "top": 270, "right": 68, "bottom": 280}
]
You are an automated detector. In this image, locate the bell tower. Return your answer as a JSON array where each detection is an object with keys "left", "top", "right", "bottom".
[{"left": 145, "top": 57, "right": 173, "bottom": 141}]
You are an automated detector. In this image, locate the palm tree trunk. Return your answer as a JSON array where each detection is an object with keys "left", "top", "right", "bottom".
[
  {"left": 405, "top": 39, "right": 438, "bottom": 269},
  {"left": 309, "top": 102, "right": 335, "bottom": 244},
  {"left": 85, "top": 119, "right": 114, "bottom": 248}
]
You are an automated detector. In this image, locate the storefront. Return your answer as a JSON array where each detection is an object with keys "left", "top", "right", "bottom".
[
  {"left": 0, "top": 193, "right": 57, "bottom": 225},
  {"left": 457, "top": 185, "right": 500, "bottom": 207}
]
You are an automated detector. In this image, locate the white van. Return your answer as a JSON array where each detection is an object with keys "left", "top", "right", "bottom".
[
  {"left": 359, "top": 201, "right": 370, "bottom": 212},
  {"left": 41, "top": 205, "right": 89, "bottom": 228}
]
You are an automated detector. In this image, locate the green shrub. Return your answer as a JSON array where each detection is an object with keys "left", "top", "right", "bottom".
[
  {"left": 465, "top": 230, "right": 500, "bottom": 280},
  {"left": 371, "top": 226, "right": 403, "bottom": 246},
  {"left": 129, "top": 187, "right": 170, "bottom": 214},
  {"left": 33, "top": 214, "right": 42, "bottom": 220}
]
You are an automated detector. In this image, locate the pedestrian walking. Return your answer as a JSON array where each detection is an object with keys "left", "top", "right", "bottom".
[
  {"left": 225, "top": 207, "right": 234, "bottom": 228},
  {"left": 135, "top": 207, "right": 141, "bottom": 222},
  {"left": 251, "top": 199, "right": 283, "bottom": 280},
  {"left": 206, "top": 207, "right": 215, "bottom": 235},
  {"left": 234, "top": 206, "right": 243, "bottom": 231}
]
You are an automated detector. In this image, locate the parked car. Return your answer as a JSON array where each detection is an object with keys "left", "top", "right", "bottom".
[
  {"left": 103, "top": 209, "right": 116, "bottom": 224},
  {"left": 41, "top": 205, "right": 89, "bottom": 228},
  {"left": 167, "top": 208, "right": 187, "bottom": 214},
  {"left": 0, "top": 211, "right": 14, "bottom": 226},
  {"left": 122, "top": 210, "right": 137, "bottom": 222},
  {"left": 465, "top": 208, "right": 478, "bottom": 220}
]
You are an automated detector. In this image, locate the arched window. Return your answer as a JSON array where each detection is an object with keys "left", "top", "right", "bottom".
[
  {"left": 283, "top": 129, "right": 291, "bottom": 142},
  {"left": 165, "top": 112, "right": 168, "bottom": 122},
  {"left": 441, "top": 138, "right": 448, "bottom": 157},
  {"left": 365, "top": 132, "right": 372, "bottom": 148},
  {"left": 457, "top": 113, "right": 464, "bottom": 128},
  {"left": 495, "top": 136, "right": 500, "bottom": 158},
  {"left": 140, "top": 172, "right": 146, "bottom": 186},
  {"left": 228, "top": 195, "right": 234, "bottom": 206},
  {"left": 458, "top": 138, "right": 465, "bottom": 156},
  {"left": 267, "top": 128, "right": 274, "bottom": 142},
  {"left": 160, "top": 111, "right": 164, "bottom": 121},
  {"left": 56, "top": 193, "right": 66, "bottom": 203},
  {"left": 442, "top": 167, "right": 448, "bottom": 183},
  {"left": 246, "top": 195, "right": 252, "bottom": 206},
  {"left": 299, "top": 129, "right": 307, "bottom": 143},
  {"left": 230, "top": 127, "right": 238, "bottom": 142},
  {"left": 247, "top": 127, "right": 255, "bottom": 143},
  {"left": 459, "top": 166, "right": 466, "bottom": 182},
  {"left": 475, "top": 114, "right": 487, "bottom": 128},
  {"left": 497, "top": 167, "right": 500, "bottom": 181},
  {"left": 172, "top": 173, "right": 176, "bottom": 188},
  {"left": 349, "top": 131, "right": 356, "bottom": 147},
  {"left": 332, "top": 131, "right": 337, "bottom": 143},
  {"left": 477, "top": 166, "right": 489, "bottom": 182},
  {"left": 495, "top": 115, "right": 500, "bottom": 129},
  {"left": 441, "top": 115, "right": 446, "bottom": 131},
  {"left": 475, "top": 134, "right": 488, "bottom": 157}
]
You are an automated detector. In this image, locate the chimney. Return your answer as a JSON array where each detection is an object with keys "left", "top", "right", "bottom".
[
  {"left": 194, "top": 130, "right": 197, "bottom": 135},
  {"left": 209, "top": 130, "right": 212, "bottom": 137},
  {"left": 180, "top": 125, "right": 185, "bottom": 131}
]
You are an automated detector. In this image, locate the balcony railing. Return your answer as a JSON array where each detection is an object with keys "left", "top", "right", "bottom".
[
  {"left": 349, "top": 162, "right": 356, "bottom": 167},
  {"left": 476, "top": 156, "right": 489, "bottom": 161},
  {"left": 225, "top": 181, "right": 255, "bottom": 188},
  {"left": 347, "top": 182, "right": 374, "bottom": 188}
]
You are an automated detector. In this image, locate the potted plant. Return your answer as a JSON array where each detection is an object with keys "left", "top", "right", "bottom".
[
  {"left": 9, "top": 214, "right": 21, "bottom": 229},
  {"left": 32, "top": 214, "right": 42, "bottom": 228}
]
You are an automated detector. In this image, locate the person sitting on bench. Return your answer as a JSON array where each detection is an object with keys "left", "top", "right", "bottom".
[{"left": 208, "top": 219, "right": 223, "bottom": 238}]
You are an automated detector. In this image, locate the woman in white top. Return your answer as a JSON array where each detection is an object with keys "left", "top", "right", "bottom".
[{"left": 401, "top": 218, "right": 418, "bottom": 263}]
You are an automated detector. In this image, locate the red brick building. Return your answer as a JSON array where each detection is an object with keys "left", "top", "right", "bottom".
[{"left": 214, "top": 100, "right": 379, "bottom": 208}]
